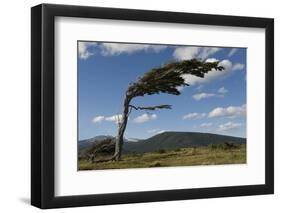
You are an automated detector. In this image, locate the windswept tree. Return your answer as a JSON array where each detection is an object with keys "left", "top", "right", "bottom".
[{"left": 105, "top": 59, "right": 224, "bottom": 161}]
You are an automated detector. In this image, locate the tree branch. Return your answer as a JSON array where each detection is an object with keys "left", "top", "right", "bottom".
[{"left": 129, "top": 104, "right": 172, "bottom": 111}]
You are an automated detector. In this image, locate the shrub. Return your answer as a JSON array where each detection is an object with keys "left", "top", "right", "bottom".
[
  {"left": 174, "top": 148, "right": 182, "bottom": 152},
  {"left": 157, "top": 149, "right": 166, "bottom": 154},
  {"left": 85, "top": 138, "right": 116, "bottom": 162},
  {"left": 209, "top": 142, "right": 240, "bottom": 150}
]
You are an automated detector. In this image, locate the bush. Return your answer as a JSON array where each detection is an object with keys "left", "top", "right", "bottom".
[
  {"left": 84, "top": 138, "right": 116, "bottom": 162},
  {"left": 174, "top": 148, "right": 182, "bottom": 152},
  {"left": 209, "top": 142, "right": 240, "bottom": 150},
  {"left": 157, "top": 149, "right": 166, "bottom": 154}
]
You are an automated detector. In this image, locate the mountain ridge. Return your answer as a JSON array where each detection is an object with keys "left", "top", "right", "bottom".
[{"left": 79, "top": 131, "right": 246, "bottom": 154}]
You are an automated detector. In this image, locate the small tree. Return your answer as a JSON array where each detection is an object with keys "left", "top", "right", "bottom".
[{"left": 104, "top": 59, "right": 223, "bottom": 162}]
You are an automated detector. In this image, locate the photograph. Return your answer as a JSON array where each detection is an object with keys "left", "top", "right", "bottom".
[
  {"left": 77, "top": 41, "right": 247, "bottom": 170},
  {"left": 30, "top": 3, "right": 274, "bottom": 209}
]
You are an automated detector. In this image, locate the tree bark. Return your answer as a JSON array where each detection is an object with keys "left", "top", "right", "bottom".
[{"left": 114, "top": 94, "right": 131, "bottom": 161}]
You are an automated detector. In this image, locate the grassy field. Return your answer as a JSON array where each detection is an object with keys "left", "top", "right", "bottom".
[{"left": 78, "top": 144, "right": 246, "bottom": 170}]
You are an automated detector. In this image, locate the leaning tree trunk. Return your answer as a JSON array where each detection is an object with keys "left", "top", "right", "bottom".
[{"left": 114, "top": 94, "right": 131, "bottom": 161}]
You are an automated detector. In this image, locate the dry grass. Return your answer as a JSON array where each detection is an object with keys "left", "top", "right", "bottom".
[{"left": 78, "top": 144, "right": 246, "bottom": 170}]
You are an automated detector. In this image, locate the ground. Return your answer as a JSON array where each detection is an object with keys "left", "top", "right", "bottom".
[{"left": 78, "top": 144, "right": 246, "bottom": 170}]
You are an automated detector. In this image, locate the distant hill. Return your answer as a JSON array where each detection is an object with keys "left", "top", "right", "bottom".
[
  {"left": 78, "top": 135, "right": 132, "bottom": 154},
  {"left": 79, "top": 132, "right": 246, "bottom": 154},
  {"left": 78, "top": 135, "right": 114, "bottom": 150},
  {"left": 123, "top": 131, "right": 246, "bottom": 153}
]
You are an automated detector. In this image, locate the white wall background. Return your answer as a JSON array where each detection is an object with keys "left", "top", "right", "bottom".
[{"left": 0, "top": 0, "right": 279, "bottom": 212}]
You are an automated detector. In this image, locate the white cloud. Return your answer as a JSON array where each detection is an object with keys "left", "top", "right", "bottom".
[
  {"left": 192, "top": 88, "right": 228, "bottom": 101},
  {"left": 232, "top": 63, "right": 245, "bottom": 71},
  {"left": 217, "top": 122, "right": 242, "bottom": 131},
  {"left": 176, "top": 85, "right": 185, "bottom": 92},
  {"left": 79, "top": 42, "right": 167, "bottom": 58},
  {"left": 156, "top": 130, "right": 167, "bottom": 134},
  {"left": 181, "top": 59, "right": 244, "bottom": 85},
  {"left": 200, "top": 48, "right": 221, "bottom": 60},
  {"left": 105, "top": 114, "right": 123, "bottom": 124},
  {"left": 92, "top": 114, "right": 123, "bottom": 124},
  {"left": 228, "top": 48, "right": 238, "bottom": 57},
  {"left": 205, "top": 58, "right": 219, "bottom": 63},
  {"left": 218, "top": 87, "right": 228, "bottom": 94},
  {"left": 133, "top": 113, "right": 157, "bottom": 123},
  {"left": 147, "top": 128, "right": 160, "bottom": 133},
  {"left": 200, "top": 122, "right": 213, "bottom": 128},
  {"left": 99, "top": 43, "right": 167, "bottom": 56},
  {"left": 147, "top": 128, "right": 168, "bottom": 134},
  {"left": 183, "top": 112, "right": 206, "bottom": 120},
  {"left": 92, "top": 116, "right": 105, "bottom": 123},
  {"left": 208, "top": 104, "right": 246, "bottom": 118},
  {"left": 192, "top": 92, "right": 216, "bottom": 100},
  {"left": 78, "top": 42, "right": 97, "bottom": 59},
  {"left": 173, "top": 47, "right": 220, "bottom": 61},
  {"left": 173, "top": 47, "right": 201, "bottom": 60},
  {"left": 218, "top": 59, "right": 234, "bottom": 70}
]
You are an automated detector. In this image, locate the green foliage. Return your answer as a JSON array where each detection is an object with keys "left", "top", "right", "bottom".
[{"left": 126, "top": 59, "right": 224, "bottom": 98}]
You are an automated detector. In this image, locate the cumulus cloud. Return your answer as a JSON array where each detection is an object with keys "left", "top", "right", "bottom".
[
  {"left": 217, "top": 122, "right": 242, "bottom": 131},
  {"left": 105, "top": 114, "right": 123, "bottom": 123},
  {"left": 200, "top": 48, "right": 221, "bottom": 60},
  {"left": 133, "top": 113, "right": 157, "bottom": 123},
  {"left": 232, "top": 63, "right": 245, "bottom": 71},
  {"left": 92, "top": 114, "right": 123, "bottom": 124},
  {"left": 192, "top": 87, "right": 228, "bottom": 101},
  {"left": 218, "top": 87, "right": 228, "bottom": 94},
  {"left": 200, "top": 122, "right": 213, "bottom": 128},
  {"left": 173, "top": 47, "right": 221, "bottom": 61},
  {"left": 176, "top": 85, "right": 185, "bottom": 92},
  {"left": 182, "top": 104, "right": 246, "bottom": 123},
  {"left": 173, "top": 47, "right": 200, "bottom": 60},
  {"left": 228, "top": 48, "right": 238, "bottom": 57},
  {"left": 183, "top": 112, "right": 206, "bottom": 120},
  {"left": 192, "top": 92, "right": 216, "bottom": 100},
  {"left": 78, "top": 42, "right": 97, "bottom": 59},
  {"left": 208, "top": 104, "right": 246, "bottom": 118},
  {"left": 99, "top": 43, "right": 167, "bottom": 56},
  {"left": 92, "top": 116, "right": 105, "bottom": 123},
  {"left": 205, "top": 58, "right": 219, "bottom": 63},
  {"left": 79, "top": 42, "right": 167, "bottom": 59},
  {"left": 181, "top": 58, "right": 244, "bottom": 85}
]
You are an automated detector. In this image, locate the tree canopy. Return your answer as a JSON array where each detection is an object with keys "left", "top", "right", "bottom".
[{"left": 126, "top": 59, "right": 224, "bottom": 111}]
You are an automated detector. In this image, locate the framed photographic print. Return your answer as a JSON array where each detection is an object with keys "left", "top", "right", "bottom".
[{"left": 31, "top": 3, "right": 274, "bottom": 209}]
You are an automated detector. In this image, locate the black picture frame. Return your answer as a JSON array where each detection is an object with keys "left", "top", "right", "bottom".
[{"left": 31, "top": 3, "right": 274, "bottom": 209}]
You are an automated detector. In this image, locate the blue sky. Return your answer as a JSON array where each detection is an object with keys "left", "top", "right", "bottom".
[{"left": 78, "top": 41, "right": 246, "bottom": 140}]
